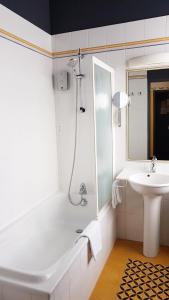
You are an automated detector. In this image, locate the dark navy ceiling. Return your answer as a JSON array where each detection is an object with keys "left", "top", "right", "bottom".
[
  {"left": 0, "top": 0, "right": 51, "bottom": 33},
  {"left": 51, "top": 0, "right": 169, "bottom": 34},
  {"left": 1, "top": 0, "right": 169, "bottom": 35}
]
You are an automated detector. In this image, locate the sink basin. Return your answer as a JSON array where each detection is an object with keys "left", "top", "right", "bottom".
[
  {"left": 129, "top": 173, "right": 169, "bottom": 258},
  {"left": 129, "top": 173, "right": 169, "bottom": 195}
]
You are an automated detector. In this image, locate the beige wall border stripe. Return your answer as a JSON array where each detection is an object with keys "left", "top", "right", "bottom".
[
  {"left": 53, "top": 36, "right": 169, "bottom": 58},
  {"left": 0, "top": 27, "right": 52, "bottom": 57},
  {"left": 0, "top": 26, "right": 169, "bottom": 58},
  {"left": 128, "top": 75, "right": 147, "bottom": 79}
]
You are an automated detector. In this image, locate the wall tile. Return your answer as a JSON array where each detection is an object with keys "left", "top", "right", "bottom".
[
  {"left": 125, "top": 20, "right": 145, "bottom": 42},
  {"left": 164, "top": 44, "right": 169, "bottom": 52},
  {"left": 160, "top": 196, "right": 169, "bottom": 246},
  {"left": 71, "top": 30, "right": 88, "bottom": 49},
  {"left": 0, "top": 284, "right": 3, "bottom": 300},
  {"left": 106, "top": 23, "right": 125, "bottom": 44},
  {"left": 125, "top": 47, "right": 145, "bottom": 61},
  {"left": 88, "top": 26, "right": 107, "bottom": 47},
  {"left": 31, "top": 294, "right": 48, "bottom": 300},
  {"left": 52, "top": 273, "right": 70, "bottom": 300},
  {"left": 144, "top": 44, "right": 166, "bottom": 55},
  {"left": 166, "top": 16, "right": 169, "bottom": 36},
  {"left": 80, "top": 244, "right": 88, "bottom": 274},
  {"left": 3, "top": 286, "right": 31, "bottom": 300},
  {"left": 0, "top": 5, "right": 52, "bottom": 52},
  {"left": 105, "top": 50, "right": 126, "bottom": 68},
  {"left": 117, "top": 212, "right": 127, "bottom": 240},
  {"left": 82, "top": 258, "right": 97, "bottom": 299},
  {"left": 54, "top": 32, "right": 71, "bottom": 51},
  {"left": 125, "top": 187, "right": 143, "bottom": 214},
  {"left": 145, "top": 16, "right": 167, "bottom": 39},
  {"left": 0, "top": 13, "right": 58, "bottom": 230},
  {"left": 126, "top": 212, "right": 143, "bottom": 242},
  {"left": 69, "top": 256, "right": 82, "bottom": 300}
]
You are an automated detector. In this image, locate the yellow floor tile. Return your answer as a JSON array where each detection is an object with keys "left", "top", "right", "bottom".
[{"left": 89, "top": 239, "right": 169, "bottom": 300}]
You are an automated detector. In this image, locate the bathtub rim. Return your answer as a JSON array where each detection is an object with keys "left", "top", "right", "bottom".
[
  {"left": 0, "top": 232, "right": 88, "bottom": 295},
  {"left": 0, "top": 193, "right": 113, "bottom": 296},
  {"left": 0, "top": 191, "right": 92, "bottom": 295}
]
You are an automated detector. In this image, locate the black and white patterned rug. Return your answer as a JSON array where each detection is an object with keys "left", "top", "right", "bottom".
[{"left": 117, "top": 259, "right": 169, "bottom": 299}]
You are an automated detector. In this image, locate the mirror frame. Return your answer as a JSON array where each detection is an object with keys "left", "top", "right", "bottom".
[{"left": 126, "top": 52, "right": 169, "bottom": 162}]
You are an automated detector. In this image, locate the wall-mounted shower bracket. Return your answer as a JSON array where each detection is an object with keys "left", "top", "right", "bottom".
[{"left": 80, "top": 197, "right": 88, "bottom": 206}]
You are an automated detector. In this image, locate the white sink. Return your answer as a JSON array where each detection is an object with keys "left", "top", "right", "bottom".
[
  {"left": 129, "top": 173, "right": 169, "bottom": 258},
  {"left": 129, "top": 173, "right": 169, "bottom": 195}
]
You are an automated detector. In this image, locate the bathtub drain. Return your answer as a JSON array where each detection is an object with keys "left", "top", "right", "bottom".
[{"left": 76, "top": 229, "right": 83, "bottom": 234}]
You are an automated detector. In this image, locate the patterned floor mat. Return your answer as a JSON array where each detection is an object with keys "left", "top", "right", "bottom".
[{"left": 117, "top": 258, "right": 169, "bottom": 299}]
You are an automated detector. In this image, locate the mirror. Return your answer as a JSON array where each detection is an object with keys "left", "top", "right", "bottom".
[
  {"left": 128, "top": 68, "right": 169, "bottom": 160},
  {"left": 113, "top": 92, "right": 130, "bottom": 109},
  {"left": 113, "top": 92, "right": 130, "bottom": 127}
]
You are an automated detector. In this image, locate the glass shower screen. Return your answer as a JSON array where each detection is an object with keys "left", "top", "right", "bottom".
[{"left": 93, "top": 58, "right": 113, "bottom": 211}]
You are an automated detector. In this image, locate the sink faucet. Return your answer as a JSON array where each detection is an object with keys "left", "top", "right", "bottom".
[
  {"left": 79, "top": 183, "right": 88, "bottom": 206},
  {"left": 150, "top": 156, "right": 157, "bottom": 173}
]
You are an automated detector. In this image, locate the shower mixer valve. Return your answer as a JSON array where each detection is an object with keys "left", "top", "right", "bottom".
[
  {"left": 80, "top": 107, "right": 85, "bottom": 113},
  {"left": 79, "top": 183, "right": 88, "bottom": 206}
]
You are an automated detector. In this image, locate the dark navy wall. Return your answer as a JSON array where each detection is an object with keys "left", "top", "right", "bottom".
[
  {"left": 1, "top": 0, "right": 169, "bottom": 35},
  {"left": 0, "top": 0, "right": 51, "bottom": 33},
  {"left": 148, "top": 69, "right": 169, "bottom": 83}
]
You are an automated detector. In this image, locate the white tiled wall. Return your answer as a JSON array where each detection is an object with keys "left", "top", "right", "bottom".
[
  {"left": 0, "top": 5, "right": 52, "bottom": 51},
  {"left": 31, "top": 296, "right": 48, "bottom": 300},
  {"left": 2, "top": 286, "right": 31, "bottom": 300},
  {"left": 53, "top": 55, "right": 97, "bottom": 193},
  {"left": 52, "top": 32, "right": 71, "bottom": 52},
  {"left": 124, "top": 20, "right": 145, "bottom": 42},
  {"left": 106, "top": 23, "right": 125, "bottom": 44},
  {"left": 0, "top": 284, "right": 49, "bottom": 300},
  {"left": 117, "top": 162, "right": 169, "bottom": 245},
  {"left": 70, "top": 30, "right": 88, "bottom": 49},
  {"left": 144, "top": 16, "right": 167, "bottom": 39},
  {"left": 88, "top": 26, "right": 107, "bottom": 47},
  {"left": 0, "top": 6, "right": 58, "bottom": 229},
  {"left": 53, "top": 15, "right": 169, "bottom": 52}
]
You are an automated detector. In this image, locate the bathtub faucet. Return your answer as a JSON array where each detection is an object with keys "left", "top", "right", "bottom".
[{"left": 79, "top": 183, "right": 88, "bottom": 206}]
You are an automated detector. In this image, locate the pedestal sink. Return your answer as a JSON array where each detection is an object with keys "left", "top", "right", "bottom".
[{"left": 129, "top": 173, "right": 169, "bottom": 257}]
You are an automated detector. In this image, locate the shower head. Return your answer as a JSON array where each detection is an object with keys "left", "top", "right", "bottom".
[
  {"left": 68, "top": 53, "right": 86, "bottom": 114},
  {"left": 68, "top": 55, "right": 84, "bottom": 81},
  {"left": 68, "top": 57, "right": 78, "bottom": 68},
  {"left": 68, "top": 53, "right": 84, "bottom": 68}
]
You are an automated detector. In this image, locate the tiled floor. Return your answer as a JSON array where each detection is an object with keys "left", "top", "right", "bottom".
[{"left": 90, "top": 239, "right": 169, "bottom": 300}]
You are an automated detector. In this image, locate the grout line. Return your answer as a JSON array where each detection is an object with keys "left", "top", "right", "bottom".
[{"left": 165, "top": 16, "right": 168, "bottom": 37}]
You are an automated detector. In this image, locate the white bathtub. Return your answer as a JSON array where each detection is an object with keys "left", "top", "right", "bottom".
[{"left": 0, "top": 193, "right": 96, "bottom": 295}]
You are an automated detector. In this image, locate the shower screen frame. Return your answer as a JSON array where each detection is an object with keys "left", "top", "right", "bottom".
[{"left": 92, "top": 56, "right": 115, "bottom": 213}]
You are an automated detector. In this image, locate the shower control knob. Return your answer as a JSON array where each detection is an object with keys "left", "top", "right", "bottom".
[
  {"left": 80, "top": 107, "right": 85, "bottom": 113},
  {"left": 79, "top": 183, "right": 87, "bottom": 195},
  {"left": 80, "top": 198, "right": 88, "bottom": 206}
]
